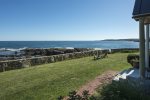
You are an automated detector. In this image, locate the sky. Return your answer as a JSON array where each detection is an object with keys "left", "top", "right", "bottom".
[{"left": 0, "top": 0, "right": 138, "bottom": 41}]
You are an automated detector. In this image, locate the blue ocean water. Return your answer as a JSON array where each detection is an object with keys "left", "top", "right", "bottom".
[{"left": 0, "top": 41, "right": 139, "bottom": 49}]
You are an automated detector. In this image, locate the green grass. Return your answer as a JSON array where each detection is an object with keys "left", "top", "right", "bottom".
[{"left": 0, "top": 53, "right": 130, "bottom": 100}]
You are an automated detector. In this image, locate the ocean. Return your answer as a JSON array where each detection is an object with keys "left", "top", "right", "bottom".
[
  {"left": 0, "top": 41, "right": 139, "bottom": 49},
  {"left": 0, "top": 41, "right": 139, "bottom": 56}
]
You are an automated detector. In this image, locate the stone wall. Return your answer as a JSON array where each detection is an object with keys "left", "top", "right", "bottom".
[{"left": 0, "top": 50, "right": 108, "bottom": 72}]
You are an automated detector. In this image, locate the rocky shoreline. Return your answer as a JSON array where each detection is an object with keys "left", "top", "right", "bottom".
[{"left": 0, "top": 48, "right": 93, "bottom": 61}]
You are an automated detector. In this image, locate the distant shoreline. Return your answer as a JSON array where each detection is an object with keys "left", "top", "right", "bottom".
[
  {"left": 0, "top": 39, "right": 139, "bottom": 42},
  {"left": 102, "top": 39, "right": 139, "bottom": 42}
]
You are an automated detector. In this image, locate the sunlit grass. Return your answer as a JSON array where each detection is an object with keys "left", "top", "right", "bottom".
[{"left": 0, "top": 53, "right": 130, "bottom": 100}]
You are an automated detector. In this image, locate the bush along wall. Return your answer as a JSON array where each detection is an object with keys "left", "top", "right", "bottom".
[
  {"left": 127, "top": 53, "right": 150, "bottom": 68},
  {"left": 127, "top": 54, "right": 140, "bottom": 68},
  {"left": 0, "top": 50, "right": 108, "bottom": 72},
  {"left": 111, "top": 48, "right": 139, "bottom": 53}
]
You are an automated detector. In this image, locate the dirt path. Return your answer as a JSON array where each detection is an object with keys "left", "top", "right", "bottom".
[
  {"left": 63, "top": 70, "right": 118, "bottom": 100},
  {"left": 77, "top": 70, "right": 118, "bottom": 95}
]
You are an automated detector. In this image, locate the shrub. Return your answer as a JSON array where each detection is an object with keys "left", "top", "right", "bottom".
[
  {"left": 110, "top": 49, "right": 139, "bottom": 53},
  {"left": 127, "top": 54, "right": 139, "bottom": 67},
  {"left": 58, "top": 90, "right": 96, "bottom": 100},
  {"left": 96, "top": 81, "right": 150, "bottom": 100}
]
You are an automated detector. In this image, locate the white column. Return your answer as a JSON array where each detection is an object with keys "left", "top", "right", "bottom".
[
  {"left": 139, "top": 18, "right": 145, "bottom": 79},
  {"left": 145, "top": 24, "right": 149, "bottom": 69}
]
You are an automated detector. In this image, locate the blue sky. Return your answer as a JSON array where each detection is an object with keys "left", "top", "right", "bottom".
[{"left": 0, "top": 0, "right": 138, "bottom": 41}]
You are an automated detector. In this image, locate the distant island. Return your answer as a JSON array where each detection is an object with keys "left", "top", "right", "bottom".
[{"left": 102, "top": 39, "right": 139, "bottom": 42}]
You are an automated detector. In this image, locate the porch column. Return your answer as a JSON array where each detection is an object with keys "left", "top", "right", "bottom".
[
  {"left": 145, "top": 24, "right": 149, "bottom": 69},
  {"left": 139, "top": 18, "right": 146, "bottom": 79}
]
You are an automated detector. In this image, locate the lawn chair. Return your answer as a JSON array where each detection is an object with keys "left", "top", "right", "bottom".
[{"left": 94, "top": 52, "right": 108, "bottom": 60}]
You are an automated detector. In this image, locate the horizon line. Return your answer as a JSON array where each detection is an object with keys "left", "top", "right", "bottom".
[{"left": 0, "top": 38, "right": 139, "bottom": 41}]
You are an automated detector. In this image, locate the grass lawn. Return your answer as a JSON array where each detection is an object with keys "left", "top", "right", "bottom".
[{"left": 0, "top": 53, "right": 131, "bottom": 100}]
